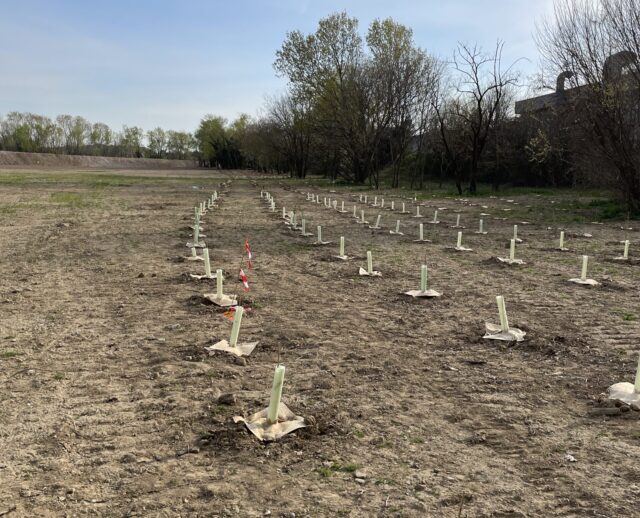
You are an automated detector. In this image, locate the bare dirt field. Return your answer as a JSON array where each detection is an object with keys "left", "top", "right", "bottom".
[{"left": 1, "top": 167, "right": 640, "bottom": 517}]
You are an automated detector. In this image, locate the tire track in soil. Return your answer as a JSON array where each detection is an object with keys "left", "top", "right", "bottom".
[
  {"left": 260, "top": 182, "right": 640, "bottom": 517},
  {"left": 2, "top": 173, "right": 640, "bottom": 516}
]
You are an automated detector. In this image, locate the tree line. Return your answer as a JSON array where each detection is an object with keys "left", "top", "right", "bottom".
[
  {"left": 3, "top": 1, "right": 640, "bottom": 210},
  {"left": 234, "top": 0, "right": 640, "bottom": 211},
  {"left": 0, "top": 112, "right": 197, "bottom": 160},
  {"left": 234, "top": 11, "right": 532, "bottom": 194},
  {"left": 0, "top": 110, "right": 255, "bottom": 168}
]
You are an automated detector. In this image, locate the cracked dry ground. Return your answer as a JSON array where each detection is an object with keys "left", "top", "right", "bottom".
[{"left": 1, "top": 168, "right": 640, "bottom": 517}]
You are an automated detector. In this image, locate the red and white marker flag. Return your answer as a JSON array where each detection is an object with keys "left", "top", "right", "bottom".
[
  {"left": 239, "top": 268, "right": 250, "bottom": 292},
  {"left": 244, "top": 239, "right": 253, "bottom": 270}
]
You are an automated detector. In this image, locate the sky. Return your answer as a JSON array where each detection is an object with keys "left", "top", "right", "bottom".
[{"left": 0, "top": 0, "right": 556, "bottom": 133}]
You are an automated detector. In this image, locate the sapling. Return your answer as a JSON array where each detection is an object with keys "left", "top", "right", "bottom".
[
  {"left": 203, "top": 269, "right": 237, "bottom": 307},
  {"left": 454, "top": 231, "right": 472, "bottom": 252},
  {"left": 568, "top": 255, "right": 599, "bottom": 285},
  {"left": 358, "top": 250, "right": 382, "bottom": 276},
  {"left": 380, "top": 198, "right": 385, "bottom": 209},
  {"left": 229, "top": 305, "right": 244, "bottom": 348},
  {"left": 413, "top": 223, "right": 430, "bottom": 242},
  {"left": 404, "top": 264, "right": 442, "bottom": 298},
  {"left": 391, "top": 201, "right": 395, "bottom": 211},
  {"left": 203, "top": 248, "right": 213, "bottom": 277},
  {"left": 497, "top": 237, "right": 525, "bottom": 264},
  {"left": 300, "top": 219, "right": 312, "bottom": 236},
  {"left": 186, "top": 246, "right": 204, "bottom": 261},
  {"left": 413, "top": 205, "right": 422, "bottom": 218},
  {"left": 482, "top": 295, "right": 526, "bottom": 341},
  {"left": 513, "top": 225, "right": 522, "bottom": 243},
  {"left": 607, "top": 353, "right": 640, "bottom": 407},
  {"left": 369, "top": 214, "right": 382, "bottom": 229},
  {"left": 205, "top": 304, "right": 259, "bottom": 357},
  {"left": 431, "top": 210, "right": 439, "bottom": 224},
  {"left": 615, "top": 240, "right": 631, "bottom": 260},
  {"left": 497, "top": 295, "right": 509, "bottom": 332},
  {"left": 400, "top": 203, "right": 409, "bottom": 214},
  {"left": 390, "top": 220, "right": 403, "bottom": 235},
  {"left": 475, "top": 219, "right": 487, "bottom": 234},
  {"left": 373, "top": 196, "right": 378, "bottom": 206},
  {"left": 216, "top": 269, "right": 224, "bottom": 298},
  {"left": 267, "top": 364, "right": 286, "bottom": 424},
  {"left": 315, "top": 225, "right": 330, "bottom": 245}
]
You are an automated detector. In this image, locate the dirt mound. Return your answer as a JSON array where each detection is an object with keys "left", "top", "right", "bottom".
[{"left": 0, "top": 150, "right": 198, "bottom": 169}]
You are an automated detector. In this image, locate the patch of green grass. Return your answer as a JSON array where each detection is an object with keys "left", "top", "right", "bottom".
[
  {"left": 0, "top": 204, "right": 18, "bottom": 215},
  {"left": 317, "top": 461, "right": 360, "bottom": 478},
  {"left": 622, "top": 312, "right": 637, "bottom": 322},
  {"left": 0, "top": 350, "right": 21, "bottom": 358},
  {"left": 317, "top": 467, "right": 333, "bottom": 478},
  {"left": 353, "top": 429, "right": 365, "bottom": 439},
  {"left": 0, "top": 171, "right": 227, "bottom": 190},
  {"left": 52, "top": 372, "right": 65, "bottom": 381},
  {"left": 337, "top": 463, "right": 359, "bottom": 473},
  {"left": 49, "top": 191, "right": 102, "bottom": 208}
]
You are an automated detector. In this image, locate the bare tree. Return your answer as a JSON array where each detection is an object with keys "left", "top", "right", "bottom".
[
  {"left": 435, "top": 42, "right": 520, "bottom": 194},
  {"left": 536, "top": 0, "right": 640, "bottom": 209}
]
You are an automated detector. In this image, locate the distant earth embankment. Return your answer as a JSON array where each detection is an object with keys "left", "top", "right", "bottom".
[{"left": 0, "top": 150, "right": 199, "bottom": 169}]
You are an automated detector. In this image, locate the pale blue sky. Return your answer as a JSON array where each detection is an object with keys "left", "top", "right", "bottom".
[{"left": 0, "top": 0, "right": 555, "bottom": 133}]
